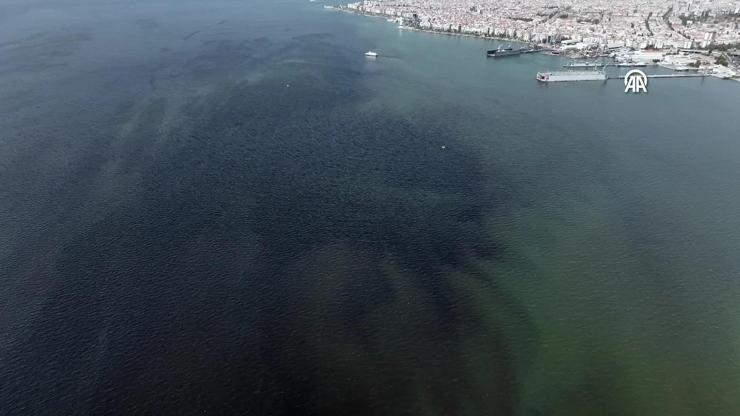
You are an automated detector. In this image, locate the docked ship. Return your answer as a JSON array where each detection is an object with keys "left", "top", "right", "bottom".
[
  {"left": 487, "top": 46, "right": 533, "bottom": 57},
  {"left": 563, "top": 61, "right": 602, "bottom": 68},
  {"left": 536, "top": 71, "right": 608, "bottom": 82},
  {"left": 616, "top": 62, "right": 647, "bottom": 67}
]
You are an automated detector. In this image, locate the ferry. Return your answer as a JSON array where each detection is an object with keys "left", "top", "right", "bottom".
[{"left": 537, "top": 71, "right": 608, "bottom": 82}]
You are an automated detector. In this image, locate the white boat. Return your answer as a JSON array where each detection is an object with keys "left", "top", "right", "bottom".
[
  {"left": 365, "top": 51, "right": 378, "bottom": 57},
  {"left": 537, "top": 71, "right": 607, "bottom": 82}
]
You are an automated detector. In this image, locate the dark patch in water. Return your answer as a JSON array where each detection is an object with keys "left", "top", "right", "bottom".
[
  {"left": 0, "top": 19, "right": 528, "bottom": 416},
  {"left": 0, "top": 31, "right": 92, "bottom": 74},
  {"left": 183, "top": 30, "right": 201, "bottom": 40}
]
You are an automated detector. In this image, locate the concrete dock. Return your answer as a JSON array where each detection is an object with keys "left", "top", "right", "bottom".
[{"left": 611, "top": 73, "right": 707, "bottom": 79}]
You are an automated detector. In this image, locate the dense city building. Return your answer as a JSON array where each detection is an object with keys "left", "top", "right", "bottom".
[{"left": 344, "top": 0, "right": 740, "bottom": 50}]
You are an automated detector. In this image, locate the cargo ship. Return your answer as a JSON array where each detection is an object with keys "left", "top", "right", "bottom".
[{"left": 536, "top": 71, "right": 608, "bottom": 82}]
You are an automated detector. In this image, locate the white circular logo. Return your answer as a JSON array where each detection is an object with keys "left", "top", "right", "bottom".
[{"left": 624, "top": 69, "right": 648, "bottom": 93}]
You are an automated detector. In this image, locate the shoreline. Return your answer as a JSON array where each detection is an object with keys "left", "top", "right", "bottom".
[
  {"left": 332, "top": 6, "right": 535, "bottom": 48},
  {"left": 329, "top": 5, "right": 740, "bottom": 81}
]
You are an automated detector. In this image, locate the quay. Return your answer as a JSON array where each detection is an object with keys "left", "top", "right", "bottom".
[
  {"left": 610, "top": 74, "right": 708, "bottom": 79},
  {"left": 536, "top": 71, "right": 712, "bottom": 82}
]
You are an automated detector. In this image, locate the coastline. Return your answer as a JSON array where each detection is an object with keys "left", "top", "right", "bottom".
[
  {"left": 331, "top": 6, "right": 535, "bottom": 47},
  {"left": 328, "top": 5, "right": 739, "bottom": 81}
]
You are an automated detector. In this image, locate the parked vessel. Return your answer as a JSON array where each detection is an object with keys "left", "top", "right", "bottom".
[
  {"left": 563, "top": 61, "right": 602, "bottom": 68},
  {"left": 487, "top": 46, "right": 535, "bottom": 58},
  {"left": 536, "top": 71, "right": 608, "bottom": 82},
  {"left": 616, "top": 62, "right": 648, "bottom": 67}
]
